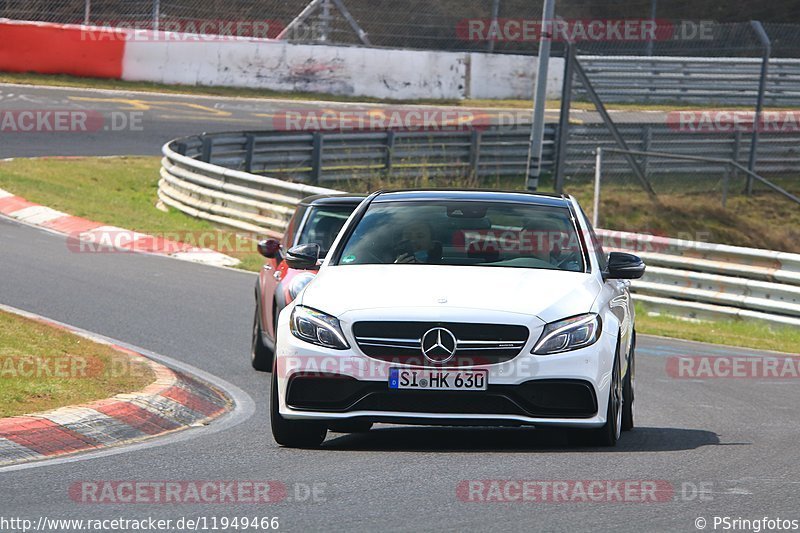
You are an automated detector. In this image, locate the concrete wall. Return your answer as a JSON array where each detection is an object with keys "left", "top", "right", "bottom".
[
  {"left": 122, "top": 40, "right": 470, "bottom": 100},
  {"left": 1, "top": 20, "right": 562, "bottom": 101},
  {"left": 467, "top": 52, "right": 564, "bottom": 100}
]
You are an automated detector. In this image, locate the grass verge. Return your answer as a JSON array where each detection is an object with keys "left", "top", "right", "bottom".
[
  {"left": 635, "top": 303, "right": 800, "bottom": 355},
  {"left": 0, "top": 156, "right": 266, "bottom": 271},
  {"left": 0, "top": 309, "right": 154, "bottom": 418}
]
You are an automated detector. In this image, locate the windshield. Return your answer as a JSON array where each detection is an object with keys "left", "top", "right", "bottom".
[
  {"left": 335, "top": 200, "right": 585, "bottom": 272},
  {"left": 297, "top": 205, "right": 356, "bottom": 257}
]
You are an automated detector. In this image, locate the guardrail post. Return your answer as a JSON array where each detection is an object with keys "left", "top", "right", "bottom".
[
  {"left": 722, "top": 166, "right": 730, "bottom": 208},
  {"left": 200, "top": 136, "right": 212, "bottom": 163},
  {"left": 385, "top": 130, "right": 395, "bottom": 175},
  {"left": 173, "top": 142, "right": 187, "bottom": 156},
  {"left": 732, "top": 130, "right": 742, "bottom": 182},
  {"left": 244, "top": 134, "right": 255, "bottom": 173},
  {"left": 469, "top": 130, "right": 482, "bottom": 179},
  {"left": 311, "top": 132, "right": 324, "bottom": 184}
]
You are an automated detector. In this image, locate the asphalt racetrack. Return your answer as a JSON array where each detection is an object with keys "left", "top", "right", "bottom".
[
  {"left": 1, "top": 215, "right": 798, "bottom": 532},
  {"left": 0, "top": 83, "right": 797, "bottom": 532}
]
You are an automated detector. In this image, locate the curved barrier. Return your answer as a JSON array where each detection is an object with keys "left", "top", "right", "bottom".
[
  {"left": 159, "top": 139, "right": 338, "bottom": 237},
  {"left": 159, "top": 134, "right": 800, "bottom": 327}
]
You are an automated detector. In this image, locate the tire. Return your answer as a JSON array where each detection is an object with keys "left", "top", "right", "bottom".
[
  {"left": 270, "top": 357, "right": 327, "bottom": 448},
  {"left": 621, "top": 333, "right": 635, "bottom": 432},
  {"left": 328, "top": 421, "right": 373, "bottom": 433},
  {"left": 251, "top": 304, "right": 273, "bottom": 371},
  {"left": 586, "top": 352, "right": 622, "bottom": 447}
]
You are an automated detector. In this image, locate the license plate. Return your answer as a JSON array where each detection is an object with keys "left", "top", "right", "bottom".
[{"left": 388, "top": 368, "right": 488, "bottom": 391}]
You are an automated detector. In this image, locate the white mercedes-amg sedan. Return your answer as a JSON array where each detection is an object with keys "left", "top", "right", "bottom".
[{"left": 270, "top": 190, "right": 645, "bottom": 448}]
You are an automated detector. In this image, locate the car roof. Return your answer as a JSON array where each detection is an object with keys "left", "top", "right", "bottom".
[
  {"left": 300, "top": 193, "right": 367, "bottom": 207},
  {"left": 371, "top": 189, "right": 571, "bottom": 208}
]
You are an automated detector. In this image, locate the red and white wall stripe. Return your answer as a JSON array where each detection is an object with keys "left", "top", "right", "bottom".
[{"left": 0, "top": 19, "right": 562, "bottom": 100}]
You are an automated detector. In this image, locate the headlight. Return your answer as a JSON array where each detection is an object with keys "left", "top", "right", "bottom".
[
  {"left": 532, "top": 313, "right": 601, "bottom": 355},
  {"left": 288, "top": 273, "right": 315, "bottom": 299},
  {"left": 290, "top": 306, "right": 349, "bottom": 350}
]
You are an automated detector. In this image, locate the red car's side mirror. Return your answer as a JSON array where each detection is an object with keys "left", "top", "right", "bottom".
[{"left": 258, "top": 239, "right": 282, "bottom": 259}]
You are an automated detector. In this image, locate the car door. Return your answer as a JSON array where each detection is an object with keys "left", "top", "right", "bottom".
[{"left": 260, "top": 205, "right": 306, "bottom": 341}]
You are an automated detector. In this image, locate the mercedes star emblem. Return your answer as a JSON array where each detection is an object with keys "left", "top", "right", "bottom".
[{"left": 421, "top": 327, "right": 457, "bottom": 364}]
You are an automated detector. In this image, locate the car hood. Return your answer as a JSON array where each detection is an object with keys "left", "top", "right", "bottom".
[{"left": 299, "top": 265, "right": 602, "bottom": 322}]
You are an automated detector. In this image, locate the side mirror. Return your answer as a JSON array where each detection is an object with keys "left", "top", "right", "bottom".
[
  {"left": 603, "top": 252, "right": 645, "bottom": 280},
  {"left": 285, "top": 243, "right": 321, "bottom": 270},
  {"left": 257, "top": 239, "right": 282, "bottom": 259}
]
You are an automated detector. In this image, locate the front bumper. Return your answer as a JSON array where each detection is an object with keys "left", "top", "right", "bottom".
[{"left": 275, "top": 307, "right": 617, "bottom": 428}]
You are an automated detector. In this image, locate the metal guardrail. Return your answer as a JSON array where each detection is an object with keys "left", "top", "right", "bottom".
[
  {"left": 566, "top": 125, "right": 800, "bottom": 177},
  {"left": 579, "top": 55, "right": 800, "bottom": 106},
  {"left": 170, "top": 127, "right": 556, "bottom": 185},
  {"left": 159, "top": 141, "right": 339, "bottom": 237},
  {"left": 168, "top": 125, "right": 800, "bottom": 191},
  {"left": 597, "top": 229, "right": 800, "bottom": 326}
]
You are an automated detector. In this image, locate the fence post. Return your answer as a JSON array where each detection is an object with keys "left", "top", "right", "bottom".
[
  {"left": 152, "top": 0, "right": 160, "bottom": 31},
  {"left": 593, "top": 148, "right": 603, "bottom": 228},
  {"left": 641, "top": 125, "right": 651, "bottom": 176},
  {"left": 311, "top": 132, "right": 324, "bottom": 184},
  {"left": 487, "top": 0, "right": 501, "bottom": 53},
  {"left": 554, "top": 42, "right": 575, "bottom": 194},
  {"left": 747, "top": 20, "right": 771, "bottom": 194},
  {"left": 84, "top": 0, "right": 91, "bottom": 24}
]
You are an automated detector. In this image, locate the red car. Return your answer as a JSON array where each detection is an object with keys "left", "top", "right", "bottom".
[{"left": 251, "top": 194, "right": 365, "bottom": 370}]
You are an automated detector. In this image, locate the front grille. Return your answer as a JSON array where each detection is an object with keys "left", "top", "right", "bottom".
[
  {"left": 286, "top": 374, "right": 597, "bottom": 419},
  {"left": 352, "top": 321, "right": 529, "bottom": 367}
]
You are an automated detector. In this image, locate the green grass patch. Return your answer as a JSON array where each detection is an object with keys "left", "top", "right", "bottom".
[
  {"left": 0, "top": 310, "right": 154, "bottom": 417},
  {"left": 0, "top": 156, "right": 265, "bottom": 271},
  {"left": 635, "top": 302, "right": 800, "bottom": 355}
]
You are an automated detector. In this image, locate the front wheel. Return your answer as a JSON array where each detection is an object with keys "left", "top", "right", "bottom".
[
  {"left": 586, "top": 354, "right": 622, "bottom": 447},
  {"left": 622, "top": 335, "right": 635, "bottom": 432},
  {"left": 270, "top": 357, "right": 327, "bottom": 448},
  {"left": 251, "top": 305, "right": 273, "bottom": 371}
]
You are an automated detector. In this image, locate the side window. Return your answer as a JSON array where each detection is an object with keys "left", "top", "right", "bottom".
[
  {"left": 578, "top": 206, "right": 608, "bottom": 271},
  {"left": 283, "top": 206, "right": 306, "bottom": 248}
]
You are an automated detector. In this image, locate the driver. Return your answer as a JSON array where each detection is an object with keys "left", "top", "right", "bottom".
[{"left": 394, "top": 221, "right": 441, "bottom": 264}]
